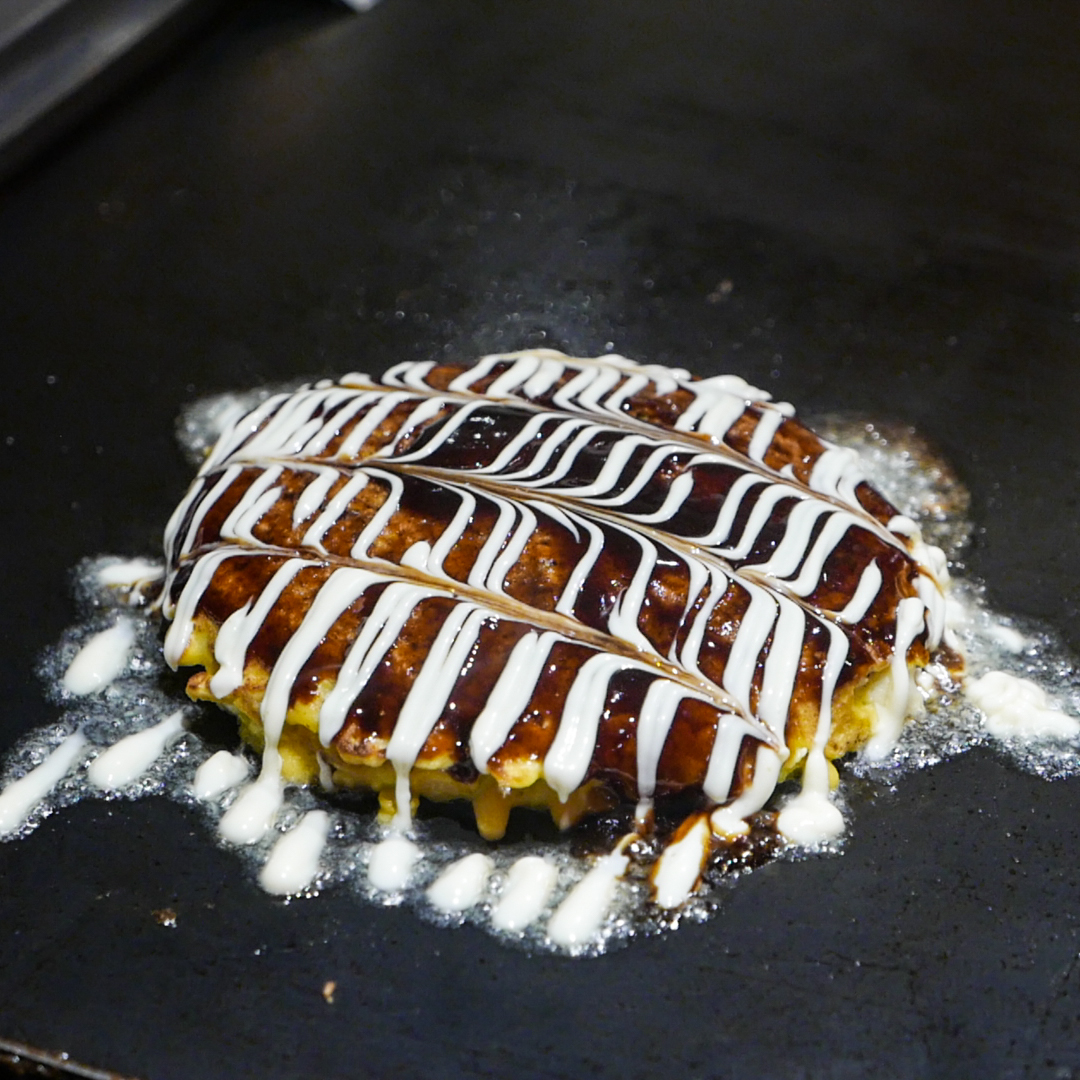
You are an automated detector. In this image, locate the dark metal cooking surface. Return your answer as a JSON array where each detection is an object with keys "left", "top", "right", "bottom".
[
  {"left": 0, "top": 0, "right": 228, "bottom": 182},
  {"left": 2, "top": 2, "right": 1079, "bottom": 1077}
]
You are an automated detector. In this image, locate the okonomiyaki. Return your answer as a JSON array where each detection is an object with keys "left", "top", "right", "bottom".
[{"left": 161, "top": 351, "right": 952, "bottom": 882}]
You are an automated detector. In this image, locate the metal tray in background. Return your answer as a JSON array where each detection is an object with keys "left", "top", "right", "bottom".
[{"left": 1, "top": 1, "right": 1079, "bottom": 1078}]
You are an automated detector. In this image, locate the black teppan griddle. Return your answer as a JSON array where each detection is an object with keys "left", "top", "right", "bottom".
[{"left": 2, "top": 2, "right": 1079, "bottom": 1077}]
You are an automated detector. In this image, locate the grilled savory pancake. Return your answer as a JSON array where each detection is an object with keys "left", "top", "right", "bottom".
[{"left": 162, "top": 351, "right": 947, "bottom": 843}]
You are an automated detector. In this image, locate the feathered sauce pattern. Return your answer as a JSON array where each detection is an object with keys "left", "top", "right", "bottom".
[
  {"left": 380, "top": 350, "right": 905, "bottom": 532},
  {"left": 162, "top": 352, "right": 946, "bottom": 839}
]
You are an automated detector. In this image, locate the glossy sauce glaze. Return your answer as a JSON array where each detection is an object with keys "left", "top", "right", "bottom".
[{"left": 160, "top": 352, "right": 950, "bottom": 915}]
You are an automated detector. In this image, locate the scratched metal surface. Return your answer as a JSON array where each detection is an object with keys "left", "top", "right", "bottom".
[{"left": 1, "top": 2, "right": 1079, "bottom": 1077}]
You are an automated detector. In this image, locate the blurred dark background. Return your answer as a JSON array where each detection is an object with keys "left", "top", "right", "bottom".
[{"left": 1, "top": 2, "right": 1079, "bottom": 1077}]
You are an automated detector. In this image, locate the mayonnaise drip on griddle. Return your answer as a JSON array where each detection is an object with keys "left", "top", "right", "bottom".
[
  {"left": 259, "top": 810, "right": 331, "bottom": 895},
  {"left": 426, "top": 853, "right": 494, "bottom": 914},
  {"left": 87, "top": 710, "right": 186, "bottom": 791},
  {"left": 547, "top": 838, "right": 632, "bottom": 948},
  {"left": 367, "top": 834, "right": 421, "bottom": 892},
  {"left": 62, "top": 618, "right": 136, "bottom": 695},
  {"left": 491, "top": 856, "right": 559, "bottom": 932},
  {"left": 218, "top": 770, "right": 283, "bottom": 845},
  {"left": 193, "top": 750, "right": 250, "bottom": 802},
  {"left": 652, "top": 816, "right": 711, "bottom": 909},
  {"left": 967, "top": 671, "right": 1080, "bottom": 740},
  {"left": 0, "top": 731, "right": 86, "bottom": 837}
]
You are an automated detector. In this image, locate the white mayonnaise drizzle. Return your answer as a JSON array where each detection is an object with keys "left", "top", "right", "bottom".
[
  {"left": 96, "top": 558, "right": 164, "bottom": 591},
  {"left": 426, "top": 853, "right": 494, "bottom": 914},
  {"left": 87, "top": 710, "right": 186, "bottom": 791},
  {"left": 862, "top": 596, "right": 926, "bottom": 760},
  {"left": 386, "top": 604, "right": 488, "bottom": 828},
  {"left": 775, "top": 624, "right": 848, "bottom": 846},
  {"left": 193, "top": 750, "right": 251, "bottom": 802},
  {"left": 0, "top": 730, "right": 87, "bottom": 837},
  {"left": 317, "top": 579, "right": 438, "bottom": 745},
  {"left": 966, "top": 671, "right": 1080, "bottom": 740},
  {"left": 259, "top": 810, "right": 331, "bottom": 895},
  {"left": 291, "top": 467, "right": 340, "bottom": 529},
  {"left": 62, "top": 618, "right": 136, "bottom": 695},
  {"left": 774, "top": 781, "right": 845, "bottom": 847},
  {"left": 542, "top": 653, "right": 646, "bottom": 804},
  {"left": 368, "top": 834, "right": 422, "bottom": 892},
  {"left": 984, "top": 623, "right": 1027, "bottom": 655},
  {"left": 218, "top": 772, "right": 283, "bottom": 845},
  {"left": 652, "top": 816, "right": 711, "bottom": 909},
  {"left": 634, "top": 679, "right": 687, "bottom": 803},
  {"left": 491, "top": 856, "right": 560, "bottom": 932},
  {"left": 547, "top": 838, "right": 632, "bottom": 947},
  {"left": 709, "top": 745, "right": 783, "bottom": 837},
  {"left": 836, "top": 560, "right": 883, "bottom": 625},
  {"left": 469, "top": 630, "right": 561, "bottom": 771},
  {"left": 209, "top": 559, "right": 308, "bottom": 699}
]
